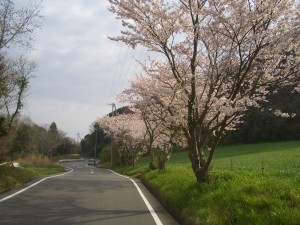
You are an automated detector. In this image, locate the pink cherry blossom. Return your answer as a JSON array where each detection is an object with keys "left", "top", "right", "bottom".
[{"left": 109, "top": 0, "right": 300, "bottom": 182}]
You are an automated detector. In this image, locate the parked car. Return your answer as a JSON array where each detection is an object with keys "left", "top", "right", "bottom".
[{"left": 87, "top": 159, "right": 96, "bottom": 165}]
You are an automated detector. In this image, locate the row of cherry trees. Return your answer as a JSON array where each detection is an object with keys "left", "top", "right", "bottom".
[
  {"left": 101, "top": 0, "right": 300, "bottom": 183},
  {"left": 97, "top": 112, "right": 180, "bottom": 169},
  {"left": 98, "top": 114, "right": 146, "bottom": 167}
]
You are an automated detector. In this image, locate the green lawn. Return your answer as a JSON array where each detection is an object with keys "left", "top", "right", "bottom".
[{"left": 114, "top": 141, "right": 300, "bottom": 225}]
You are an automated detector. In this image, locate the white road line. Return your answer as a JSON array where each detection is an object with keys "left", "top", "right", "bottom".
[
  {"left": 108, "top": 169, "right": 163, "bottom": 225},
  {"left": 0, "top": 162, "right": 7, "bottom": 166},
  {"left": 0, "top": 167, "right": 73, "bottom": 203}
]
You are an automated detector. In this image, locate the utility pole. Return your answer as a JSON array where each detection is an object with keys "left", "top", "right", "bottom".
[
  {"left": 108, "top": 103, "right": 116, "bottom": 116},
  {"left": 108, "top": 103, "right": 117, "bottom": 167},
  {"left": 77, "top": 133, "right": 82, "bottom": 144},
  {"left": 93, "top": 123, "right": 99, "bottom": 163}
]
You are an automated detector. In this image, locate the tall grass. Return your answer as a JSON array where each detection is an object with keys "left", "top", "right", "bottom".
[
  {"left": 16, "top": 154, "right": 53, "bottom": 166},
  {"left": 115, "top": 141, "right": 300, "bottom": 225},
  {"left": 0, "top": 154, "right": 64, "bottom": 194}
]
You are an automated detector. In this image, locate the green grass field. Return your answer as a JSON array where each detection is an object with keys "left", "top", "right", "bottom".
[{"left": 114, "top": 141, "right": 300, "bottom": 225}]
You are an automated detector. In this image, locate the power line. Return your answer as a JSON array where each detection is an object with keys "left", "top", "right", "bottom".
[
  {"left": 116, "top": 46, "right": 149, "bottom": 96},
  {"left": 77, "top": 133, "right": 82, "bottom": 143},
  {"left": 111, "top": 46, "right": 131, "bottom": 100},
  {"left": 107, "top": 43, "right": 124, "bottom": 103},
  {"left": 108, "top": 45, "right": 154, "bottom": 103}
]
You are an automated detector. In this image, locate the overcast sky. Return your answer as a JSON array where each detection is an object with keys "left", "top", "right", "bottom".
[{"left": 16, "top": 0, "right": 143, "bottom": 141}]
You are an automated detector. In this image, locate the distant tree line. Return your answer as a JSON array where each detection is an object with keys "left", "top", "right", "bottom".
[
  {"left": 224, "top": 89, "right": 300, "bottom": 143},
  {"left": 0, "top": 119, "right": 79, "bottom": 161},
  {"left": 80, "top": 127, "right": 110, "bottom": 158}
]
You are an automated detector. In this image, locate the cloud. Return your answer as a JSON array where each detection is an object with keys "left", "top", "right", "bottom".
[
  {"left": 20, "top": 0, "right": 133, "bottom": 139},
  {"left": 24, "top": 98, "right": 106, "bottom": 139}
]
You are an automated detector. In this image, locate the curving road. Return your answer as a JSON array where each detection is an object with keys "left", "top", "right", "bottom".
[{"left": 0, "top": 161, "right": 180, "bottom": 225}]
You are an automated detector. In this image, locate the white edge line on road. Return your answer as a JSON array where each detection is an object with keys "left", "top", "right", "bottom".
[
  {"left": 0, "top": 167, "right": 73, "bottom": 203},
  {"left": 0, "top": 162, "right": 7, "bottom": 166},
  {"left": 108, "top": 169, "right": 163, "bottom": 225}
]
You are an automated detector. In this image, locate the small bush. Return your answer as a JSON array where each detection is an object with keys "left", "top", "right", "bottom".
[{"left": 99, "top": 145, "right": 111, "bottom": 163}]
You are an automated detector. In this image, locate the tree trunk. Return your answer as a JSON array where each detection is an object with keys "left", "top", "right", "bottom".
[
  {"left": 158, "top": 149, "right": 172, "bottom": 171},
  {"left": 195, "top": 167, "right": 210, "bottom": 183},
  {"left": 149, "top": 150, "right": 158, "bottom": 170},
  {"left": 158, "top": 159, "right": 167, "bottom": 171},
  {"left": 188, "top": 150, "right": 210, "bottom": 182},
  {"left": 188, "top": 135, "right": 211, "bottom": 183}
]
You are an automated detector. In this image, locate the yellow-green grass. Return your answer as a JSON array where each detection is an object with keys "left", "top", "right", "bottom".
[
  {"left": 0, "top": 155, "right": 65, "bottom": 194},
  {"left": 114, "top": 141, "right": 300, "bottom": 225}
]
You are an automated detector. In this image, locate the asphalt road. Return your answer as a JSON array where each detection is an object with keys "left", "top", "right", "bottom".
[{"left": 0, "top": 161, "right": 180, "bottom": 225}]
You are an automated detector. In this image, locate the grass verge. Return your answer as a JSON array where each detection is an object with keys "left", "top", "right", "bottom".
[
  {"left": 112, "top": 141, "right": 300, "bottom": 225},
  {"left": 0, "top": 155, "right": 65, "bottom": 194}
]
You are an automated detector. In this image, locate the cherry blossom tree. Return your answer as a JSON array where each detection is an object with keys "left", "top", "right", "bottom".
[
  {"left": 109, "top": 0, "right": 300, "bottom": 183},
  {"left": 119, "top": 66, "right": 187, "bottom": 170},
  {"left": 97, "top": 113, "right": 147, "bottom": 167}
]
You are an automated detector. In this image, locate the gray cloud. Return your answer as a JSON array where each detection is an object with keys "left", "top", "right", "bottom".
[{"left": 19, "top": 0, "right": 135, "bottom": 139}]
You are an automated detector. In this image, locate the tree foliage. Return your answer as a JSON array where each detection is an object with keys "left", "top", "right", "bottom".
[
  {"left": 109, "top": 0, "right": 300, "bottom": 183},
  {"left": 0, "top": 0, "right": 42, "bottom": 50},
  {"left": 5, "top": 119, "right": 78, "bottom": 159},
  {"left": 98, "top": 114, "right": 147, "bottom": 167},
  {"left": 0, "top": 55, "right": 37, "bottom": 136},
  {"left": 0, "top": 0, "right": 42, "bottom": 137},
  {"left": 224, "top": 89, "right": 300, "bottom": 143},
  {"left": 80, "top": 124, "right": 109, "bottom": 158}
]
